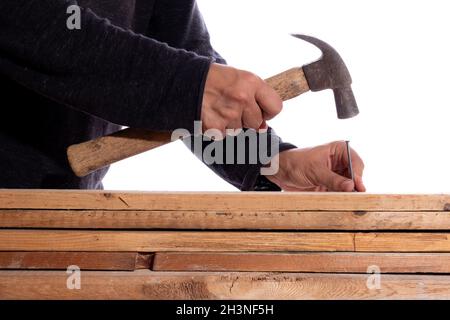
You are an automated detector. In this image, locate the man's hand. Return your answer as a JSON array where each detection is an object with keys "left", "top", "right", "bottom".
[
  {"left": 266, "top": 141, "right": 366, "bottom": 192},
  {"left": 201, "top": 63, "right": 282, "bottom": 135}
]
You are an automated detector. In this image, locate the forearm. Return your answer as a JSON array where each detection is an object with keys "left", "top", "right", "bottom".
[
  {"left": 156, "top": 1, "right": 297, "bottom": 190},
  {"left": 183, "top": 128, "right": 296, "bottom": 191},
  {"left": 0, "top": 0, "right": 210, "bottom": 132}
]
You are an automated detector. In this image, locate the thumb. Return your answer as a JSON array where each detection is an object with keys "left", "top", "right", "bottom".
[{"left": 315, "top": 169, "right": 355, "bottom": 192}]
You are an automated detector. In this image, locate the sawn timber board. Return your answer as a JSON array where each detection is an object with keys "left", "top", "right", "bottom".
[
  {"left": 1, "top": 190, "right": 449, "bottom": 211},
  {"left": 2, "top": 209, "right": 450, "bottom": 230},
  {"left": 1, "top": 271, "right": 450, "bottom": 300}
]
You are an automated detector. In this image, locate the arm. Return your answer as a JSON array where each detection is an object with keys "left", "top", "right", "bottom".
[
  {"left": 147, "top": 1, "right": 367, "bottom": 192},
  {"left": 184, "top": 128, "right": 296, "bottom": 191},
  {"left": 146, "top": 0, "right": 296, "bottom": 190},
  {"left": 0, "top": 0, "right": 212, "bottom": 132}
]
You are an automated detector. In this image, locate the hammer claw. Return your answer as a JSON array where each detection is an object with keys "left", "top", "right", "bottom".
[{"left": 292, "top": 34, "right": 359, "bottom": 119}]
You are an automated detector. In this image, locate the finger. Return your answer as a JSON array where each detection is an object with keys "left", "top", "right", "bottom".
[
  {"left": 242, "top": 100, "right": 264, "bottom": 129},
  {"left": 332, "top": 141, "right": 365, "bottom": 178},
  {"left": 226, "top": 118, "right": 243, "bottom": 130},
  {"left": 255, "top": 84, "right": 283, "bottom": 120},
  {"left": 309, "top": 185, "right": 328, "bottom": 192},
  {"left": 203, "top": 128, "right": 226, "bottom": 141},
  {"left": 354, "top": 175, "right": 366, "bottom": 192},
  {"left": 314, "top": 168, "right": 355, "bottom": 192},
  {"left": 350, "top": 149, "right": 365, "bottom": 177},
  {"left": 282, "top": 185, "right": 323, "bottom": 192},
  {"left": 225, "top": 119, "right": 243, "bottom": 137},
  {"left": 259, "top": 120, "right": 268, "bottom": 130},
  {"left": 202, "top": 115, "right": 227, "bottom": 139}
]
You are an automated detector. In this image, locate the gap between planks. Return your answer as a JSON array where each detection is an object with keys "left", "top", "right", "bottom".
[
  {"left": 2, "top": 209, "right": 450, "bottom": 230},
  {"left": 2, "top": 270, "right": 450, "bottom": 299}
]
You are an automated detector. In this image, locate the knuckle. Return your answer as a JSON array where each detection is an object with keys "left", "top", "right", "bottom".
[
  {"left": 360, "top": 161, "right": 365, "bottom": 171},
  {"left": 217, "top": 102, "right": 241, "bottom": 119},
  {"left": 265, "top": 102, "right": 282, "bottom": 119},
  {"left": 242, "top": 71, "right": 260, "bottom": 83},
  {"left": 232, "top": 90, "right": 251, "bottom": 104}
]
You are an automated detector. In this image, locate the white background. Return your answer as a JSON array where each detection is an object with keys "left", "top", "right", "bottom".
[{"left": 104, "top": 0, "right": 450, "bottom": 193}]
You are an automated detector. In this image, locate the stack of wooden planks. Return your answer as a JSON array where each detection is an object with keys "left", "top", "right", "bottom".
[{"left": 1, "top": 190, "right": 450, "bottom": 299}]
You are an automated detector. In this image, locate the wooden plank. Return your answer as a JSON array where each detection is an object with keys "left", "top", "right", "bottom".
[
  {"left": 4, "top": 230, "right": 450, "bottom": 253},
  {"left": 0, "top": 230, "right": 354, "bottom": 252},
  {"left": 356, "top": 233, "right": 450, "bottom": 252},
  {"left": 1, "top": 270, "right": 450, "bottom": 299},
  {"left": 3, "top": 210, "right": 450, "bottom": 230},
  {"left": 153, "top": 252, "right": 450, "bottom": 273},
  {"left": 1, "top": 190, "right": 449, "bottom": 211},
  {"left": 0, "top": 252, "right": 151, "bottom": 270}
]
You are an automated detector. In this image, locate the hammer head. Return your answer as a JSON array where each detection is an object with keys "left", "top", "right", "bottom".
[{"left": 293, "top": 34, "right": 359, "bottom": 119}]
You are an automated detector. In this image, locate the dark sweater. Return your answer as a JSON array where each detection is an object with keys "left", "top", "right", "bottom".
[{"left": 0, "top": 0, "right": 295, "bottom": 190}]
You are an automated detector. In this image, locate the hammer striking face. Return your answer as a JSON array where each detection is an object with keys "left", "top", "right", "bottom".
[{"left": 293, "top": 34, "right": 359, "bottom": 119}]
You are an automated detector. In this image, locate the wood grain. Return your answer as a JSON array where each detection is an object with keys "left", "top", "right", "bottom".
[
  {"left": 4, "top": 230, "right": 449, "bottom": 253},
  {"left": 153, "top": 252, "right": 450, "bottom": 273},
  {"left": 0, "top": 252, "right": 151, "bottom": 270},
  {"left": 356, "top": 233, "right": 450, "bottom": 252},
  {"left": 1, "top": 190, "right": 449, "bottom": 211},
  {"left": 265, "top": 67, "right": 309, "bottom": 100},
  {"left": 5, "top": 230, "right": 450, "bottom": 253},
  {"left": 67, "top": 129, "right": 173, "bottom": 177},
  {"left": 3, "top": 191, "right": 450, "bottom": 299},
  {"left": 0, "top": 230, "right": 354, "bottom": 252},
  {"left": 2, "top": 270, "right": 450, "bottom": 299},
  {"left": 3, "top": 209, "right": 450, "bottom": 230}
]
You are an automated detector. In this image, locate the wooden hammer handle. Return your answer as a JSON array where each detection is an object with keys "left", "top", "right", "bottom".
[
  {"left": 265, "top": 67, "right": 309, "bottom": 101},
  {"left": 67, "top": 67, "right": 309, "bottom": 177}
]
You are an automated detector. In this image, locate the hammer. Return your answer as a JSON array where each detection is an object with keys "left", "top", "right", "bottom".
[{"left": 67, "top": 34, "right": 359, "bottom": 177}]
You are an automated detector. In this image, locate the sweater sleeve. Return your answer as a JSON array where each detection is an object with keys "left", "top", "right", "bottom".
[
  {"left": 145, "top": 0, "right": 298, "bottom": 191},
  {"left": 184, "top": 128, "right": 297, "bottom": 191},
  {"left": 0, "top": 0, "right": 211, "bottom": 132}
]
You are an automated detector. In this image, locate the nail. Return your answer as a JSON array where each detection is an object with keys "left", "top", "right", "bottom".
[{"left": 345, "top": 141, "right": 356, "bottom": 192}]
